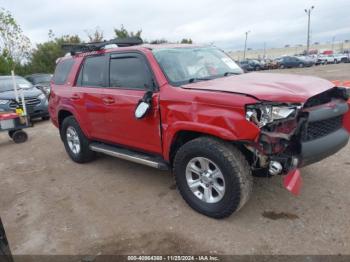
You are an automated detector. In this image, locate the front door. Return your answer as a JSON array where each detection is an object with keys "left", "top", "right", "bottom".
[{"left": 102, "top": 52, "right": 162, "bottom": 154}]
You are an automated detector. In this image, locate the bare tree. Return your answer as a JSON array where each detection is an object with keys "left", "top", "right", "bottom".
[{"left": 85, "top": 27, "right": 104, "bottom": 42}]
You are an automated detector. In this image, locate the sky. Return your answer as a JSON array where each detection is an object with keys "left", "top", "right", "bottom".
[{"left": 1, "top": 0, "right": 350, "bottom": 51}]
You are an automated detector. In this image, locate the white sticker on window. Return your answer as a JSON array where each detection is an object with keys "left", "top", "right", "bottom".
[
  {"left": 221, "top": 57, "right": 240, "bottom": 70},
  {"left": 18, "top": 84, "right": 30, "bottom": 88}
]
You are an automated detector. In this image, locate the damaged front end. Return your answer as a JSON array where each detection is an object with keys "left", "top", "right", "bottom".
[{"left": 244, "top": 87, "right": 350, "bottom": 195}]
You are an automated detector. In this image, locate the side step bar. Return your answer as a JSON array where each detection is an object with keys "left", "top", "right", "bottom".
[{"left": 89, "top": 142, "right": 169, "bottom": 170}]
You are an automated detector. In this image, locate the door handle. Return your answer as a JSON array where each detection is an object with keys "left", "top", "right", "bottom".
[
  {"left": 71, "top": 94, "right": 80, "bottom": 100},
  {"left": 102, "top": 97, "right": 115, "bottom": 105}
]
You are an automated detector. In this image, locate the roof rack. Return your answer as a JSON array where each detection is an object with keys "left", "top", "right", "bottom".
[{"left": 62, "top": 37, "right": 143, "bottom": 55}]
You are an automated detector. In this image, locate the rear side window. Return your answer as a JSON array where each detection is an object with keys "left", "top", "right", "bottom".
[
  {"left": 77, "top": 55, "right": 106, "bottom": 87},
  {"left": 53, "top": 58, "right": 74, "bottom": 85},
  {"left": 109, "top": 56, "right": 152, "bottom": 89}
]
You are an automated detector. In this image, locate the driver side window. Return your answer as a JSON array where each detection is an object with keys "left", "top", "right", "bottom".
[{"left": 109, "top": 55, "right": 153, "bottom": 90}]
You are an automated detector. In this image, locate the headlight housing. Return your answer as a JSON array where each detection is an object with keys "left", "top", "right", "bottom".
[
  {"left": 38, "top": 93, "right": 46, "bottom": 100},
  {"left": 0, "top": 99, "right": 9, "bottom": 105},
  {"left": 246, "top": 103, "right": 300, "bottom": 128}
]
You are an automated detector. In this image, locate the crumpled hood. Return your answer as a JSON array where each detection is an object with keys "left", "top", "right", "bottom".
[
  {"left": 0, "top": 87, "right": 42, "bottom": 100},
  {"left": 181, "top": 72, "right": 335, "bottom": 103}
]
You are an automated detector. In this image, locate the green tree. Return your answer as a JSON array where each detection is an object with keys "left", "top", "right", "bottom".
[
  {"left": 149, "top": 39, "right": 168, "bottom": 44},
  {"left": 29, "top": 33, "right": 81, "bottom": 73},
  {"left": 180, "top": 38, "right": 193, "bottom": 44},
  {"left": 114, "top": 24, "right": 142, "bottom": 39},
  {"left": 0, "top": 8, "right": 31, "bottom": 63}
]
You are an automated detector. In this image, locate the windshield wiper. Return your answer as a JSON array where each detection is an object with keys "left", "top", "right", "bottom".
[
  {"left": 223, "top": 72, "right": 240, "bottom": 76},
  {"left": 188, "top": 77, "right": 212, "bottom": 83}
]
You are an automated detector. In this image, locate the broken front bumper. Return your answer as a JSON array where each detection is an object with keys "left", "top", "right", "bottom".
[
  {"left": 301, "top": 128, "right": 349, "bottom": 167},
  {"left": 300, "top": 101, "right": 349, "bottom": 166}
]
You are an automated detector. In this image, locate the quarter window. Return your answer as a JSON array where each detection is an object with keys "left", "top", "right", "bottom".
[
  {"left": 109, "top": 56, "right": 152, "bottom": 89},
  {"left": 78, "top": 56, "right": 106, "bottom": 87},
  {"left": 53, "top": 58, "right": 74, "bottom": 85}
]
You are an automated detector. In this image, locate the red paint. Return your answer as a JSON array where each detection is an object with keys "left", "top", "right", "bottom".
[
  {"left": 344, "top": 99, "right": 350, "bottom": 133},
  {"left": 0, "top": 113, "right": 18, "bottom": 120},
  {"left": 283, "top": 169, "right": 302, "bottom": 196}
]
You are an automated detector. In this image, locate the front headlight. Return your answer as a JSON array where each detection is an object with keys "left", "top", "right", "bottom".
[
  {"left": 246, "top": 104, "right": 299, "bottom": 127},
  {"left": 38, "top": 93, "right": 46, "bottom": 100},
  {"left": 0, "top": 99, "right": 9, "bottom": 105}
]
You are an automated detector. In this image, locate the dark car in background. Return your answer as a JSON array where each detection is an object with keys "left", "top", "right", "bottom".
[
  {"left": 25, "top": 73, "right": 52, "bottom": 96},
  {"left": 277, "top": 56, "right": 313, "bottom": 68},
  {"left": 239, "top": 59, "right": 263, "bottom": 72},
  {"left": 0, "top": 76, "right": 49, "bottom": 120}
]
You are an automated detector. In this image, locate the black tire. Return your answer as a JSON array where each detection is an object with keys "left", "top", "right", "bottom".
[
  {"left": 12, "top": 130, "right": 28, "bottom": 143},
  {"left": 8, "top": 130, "right": 15, "bottom": 139},
  {"left": 173, "top": 137, "right": 253, "bottom": 219},
  {"left": 61, "top": 116, "right": 96, "bottom": 163},
  {"left": 42, "top": 116, "right": 50, "bottom": 121}
]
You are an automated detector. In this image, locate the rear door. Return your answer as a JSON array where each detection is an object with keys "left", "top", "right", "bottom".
[
  {"left": 74, "top": 54, "right": 109, "bottom": 140},
  {"left": 102, "top": 52, "right": 162, "bottom": 154}
]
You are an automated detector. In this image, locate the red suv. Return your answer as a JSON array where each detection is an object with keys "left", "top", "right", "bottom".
[{"left": 49, "top": 38, "right": 350, "bottom": 218}]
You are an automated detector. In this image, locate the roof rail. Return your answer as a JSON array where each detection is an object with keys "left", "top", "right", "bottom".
[{"left": 61, "top": 37, "right": 143, "bottom": 55}]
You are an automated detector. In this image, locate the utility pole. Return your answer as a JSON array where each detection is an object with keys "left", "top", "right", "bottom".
[
  {"left": 243, "top": 31, "right": 250, "bottom": 60},
  {"left": 332, "top": 36, "right": 336, "bottom": 51},
  {"left": 304, "top": 6, "right": 314, "bottom": 55}
]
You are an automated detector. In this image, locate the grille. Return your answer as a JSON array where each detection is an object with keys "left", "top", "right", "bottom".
[
  {"left": 302, "top": 115, "right": 343, "bottom": 141},
  {"left": 9, "top": 97, "right": 41, "bottom": 109}
]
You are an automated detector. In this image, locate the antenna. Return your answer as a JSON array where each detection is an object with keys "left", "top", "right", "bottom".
[{"left": 62, "top": 37, "right": 143, "bottom": 55}]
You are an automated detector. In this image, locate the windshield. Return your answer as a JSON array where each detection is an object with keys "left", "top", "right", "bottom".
[
  {"left": 0, "top": 77, "right": 33, "bottom": 92},
  {"left": 153, "top": 47, "right": 243, "bottom": 86},
  {"left": 31, "top": 75, "right": 52, "bottom": 85}
]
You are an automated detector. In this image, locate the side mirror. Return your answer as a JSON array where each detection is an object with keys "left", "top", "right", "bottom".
[{"left": 135, "top": 91, "right": 153, "bottom": 119}]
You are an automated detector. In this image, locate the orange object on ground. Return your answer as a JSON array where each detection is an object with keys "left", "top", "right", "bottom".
[
  {"left": 332, "top": 80, "right": 342, "bottom": 86},
  {"left": 342, "top": 80, "right": 350, "bottom": 87}
]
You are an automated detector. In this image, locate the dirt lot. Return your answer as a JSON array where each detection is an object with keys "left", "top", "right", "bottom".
[{"left": 1, "top": 63, "right": 350, "bottom": 256}]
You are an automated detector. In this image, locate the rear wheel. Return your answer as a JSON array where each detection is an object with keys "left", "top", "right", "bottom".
[
  {"left": 61, "top": 116, "right": 96, "bottom": 163},
  {"left": 173, "top": 137, "right": 253, "bottom": 218}
]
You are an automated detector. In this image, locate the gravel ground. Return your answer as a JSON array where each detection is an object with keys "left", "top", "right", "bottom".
[{"left": 0, "top": 63, "right": 349, "bottom": 256}]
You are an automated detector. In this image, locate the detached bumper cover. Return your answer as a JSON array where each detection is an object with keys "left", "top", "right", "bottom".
[
  {"left": 300, "top": 128, "right": 349, "bottom": 167},
  {"left": 300, "top": 99, "right": 349, "bottom": 167}
]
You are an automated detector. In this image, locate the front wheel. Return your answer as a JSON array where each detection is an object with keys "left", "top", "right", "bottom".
[
  {"left": 61, "top": 116, "right": 96, "bottom": 163},
  {"left": 173, "top": 137, "right": 253, "bottom": 218}
]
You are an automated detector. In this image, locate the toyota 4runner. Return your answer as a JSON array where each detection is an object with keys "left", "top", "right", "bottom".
[{"left": 49, "top": 37, "right": 350, "bottom": 218}]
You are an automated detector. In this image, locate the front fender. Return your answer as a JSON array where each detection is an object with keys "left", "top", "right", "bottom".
[{"left": 162, "top": 116, "right": 260, "bottom": 161}]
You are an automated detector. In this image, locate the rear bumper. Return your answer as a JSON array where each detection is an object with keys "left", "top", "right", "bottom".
[{"left": 300, "top": 128, "right": 349, "bottom": 167}]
